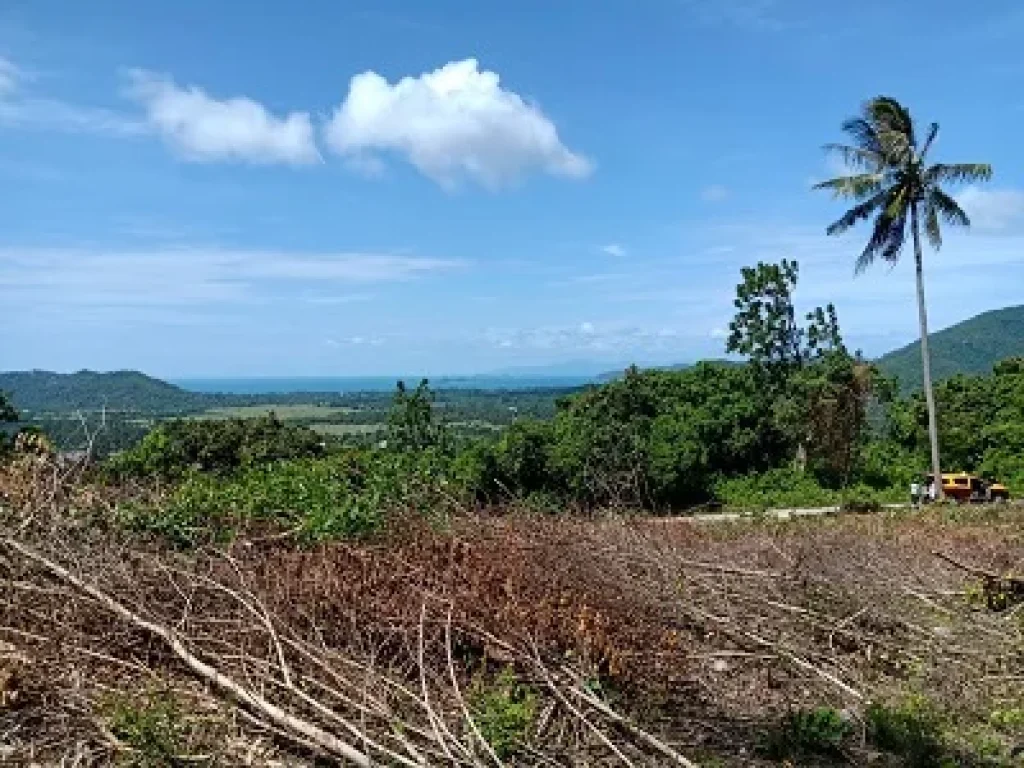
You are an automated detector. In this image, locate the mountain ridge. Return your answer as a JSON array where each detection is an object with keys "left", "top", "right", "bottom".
[{"left": 875, "top": 305, "right": 1024, "bottom": 390}]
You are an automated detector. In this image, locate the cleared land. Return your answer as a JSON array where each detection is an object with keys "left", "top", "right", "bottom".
[{"left": 3, "top": 457, "right": 1024, "bottom": 765}]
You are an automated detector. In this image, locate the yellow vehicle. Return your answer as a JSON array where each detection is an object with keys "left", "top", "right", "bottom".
[{"left": 925, "top": 472, "right": 1011, "bottom": 503}]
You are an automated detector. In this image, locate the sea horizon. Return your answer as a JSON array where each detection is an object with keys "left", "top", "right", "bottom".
[{"left": 171, "top": 374, "right": 599, "bottom": 395}]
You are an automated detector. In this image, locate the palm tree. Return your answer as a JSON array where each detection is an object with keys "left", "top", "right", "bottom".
[{"left": 814, "top": 97, "right": 991, "bottom": 499}]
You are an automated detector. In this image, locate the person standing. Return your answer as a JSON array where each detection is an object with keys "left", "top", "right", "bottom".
[{"left": 910, "top": 480, "right": 921, "bottom": 508}]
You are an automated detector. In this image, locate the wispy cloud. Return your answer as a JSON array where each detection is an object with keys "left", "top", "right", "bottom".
[
  {"left": 324, "top": 58, "right": 593, "bottom": 188},
  {"left": 0, "top": 54, "right": 143, "bottom": 136},
  {"left": 0, "top": 247, "right": 464, "bottom": 309},
  {"left": 599, "top": 243, "right": 627, "bottom": 257},
  {"left": 700, "top": 184, "right": 729, "bottom": 202},
  {"left": 483, "top": 322, "right": 687, "bottom": 354},
  {"left": 0, "top": 55, "right": 18, "bottom": 96},
  {"left": 680, "top": 0, "right": 790, "bottom": 31},
  {"left": 955, "top": 186, "right": 1024, "bottom": 232},
  {"left": 124, "top": 69, "right": 319, "bottom": 165}
]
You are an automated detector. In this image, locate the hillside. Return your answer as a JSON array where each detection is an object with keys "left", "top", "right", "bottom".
[
  {"left": 877, "top": 305, "right": 1024, "bottom": 390},
  {"left": 0, "top": 369, "right": 211, "bottom": 414}
]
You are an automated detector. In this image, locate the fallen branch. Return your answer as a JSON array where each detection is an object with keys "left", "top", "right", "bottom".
[{"left": 0, "top": 537, "right": 374, "bottom": 767}]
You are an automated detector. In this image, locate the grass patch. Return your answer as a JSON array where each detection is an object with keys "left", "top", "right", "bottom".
[
  {"left": 105, "top": 691, "right": 194, "bottom": 767},
  {"left": 760, "top": 706, "right": 852, "bottom": 760},
  {"left": 866, "top": 696, "right": 950, "bottom": 767},
  {"left": 469, "top": 669, "right": 537, "bottom": 759}
]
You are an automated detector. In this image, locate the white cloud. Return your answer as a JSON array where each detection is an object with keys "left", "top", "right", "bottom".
[
  {"left": 600, "top": 243, "right": 627, "bottom": 257},
  {"left": 955, "top": 186, "right": 1024, "bottom": 232},
  {"left": 324, "top": 58, "right": 592, "bottom": 187},
  {"left": 327, "top": 336, "right": 384, "bottom": 347},
  {"left": 125, "top": 69, "right": 319, "bottom": 165},
  {"left": 0, "top": 56, "right": 19, "bottom": 96},
  {"left": 701, "top": 184, "right": 729, "bottom": 202},
  {"left": 0, "top": 55, "right": 143, "bottom": 136},
  {"left": 484, "top": 323, "right": 689, "bottom": 354},
  {"left": 0, "top": 247, "right": 463, "bottom": 309},
  {"left": 0, "top": 96, "right": 144, "bottom": 136}
]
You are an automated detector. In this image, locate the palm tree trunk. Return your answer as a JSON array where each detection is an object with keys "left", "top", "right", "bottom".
[{"left": 911, "top": 203, "right": 943, "bottom": 500}]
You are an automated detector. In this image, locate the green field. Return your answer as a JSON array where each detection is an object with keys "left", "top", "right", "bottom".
[
  {"left": 309, "top": 423, "right": 382, "bottom": 436},
  {"left": 198, "top": 404, "right": 356, "bottom": 420}
]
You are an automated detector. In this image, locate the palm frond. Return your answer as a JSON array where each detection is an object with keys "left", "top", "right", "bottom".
[
  {"left": 825, "top": 188, "right": 889, "bottom": 237},
  {"left": 840, "top": 117, "right": 883, "bottom": 154},
  {"left": 866, "top": 97, "right": 915, "bottom": 164},
  {"left": 925, "top": 163, "right": 993, "bottom": 185},
  {"left": 879, "top": 210, "right": 908, "bottom": 264},
  {"left": 822, "top": 143, "right": 883, "bottom": 172},
  {"left": 928, "top": 187, "right": 970, "bottom": 228},
  {"left": 812, "top": 172, "right": 883, "bottom": 199},
  {"left": 867, "top": 97, "right": 916, "bottom": 147},
  {"left": 918, "top": 122, "right": 939, "bottom": 160},
  {"left": 923, "top": 201, "right": 942, "bottom": 250},
  {"left": 854, "top": 188, "right": 908, "bottom": 273}
]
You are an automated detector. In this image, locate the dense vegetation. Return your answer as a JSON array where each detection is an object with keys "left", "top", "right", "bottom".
[
  {"left": 11, "top": 258, "right": 1020, "bottom": 547},
  {"left": 71, "top": 257, "right": 1024, "bottom": 550},
  {"left": 877, "top": 305, "right": 1024, "bottom": 391}
]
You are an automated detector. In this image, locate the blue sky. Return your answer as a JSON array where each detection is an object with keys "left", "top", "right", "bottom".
[{"left": 2, "top": 0, "right": 1024, "bottom": 377}]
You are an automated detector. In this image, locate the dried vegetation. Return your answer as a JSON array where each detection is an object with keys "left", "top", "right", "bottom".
[{"left": 2, "top": 455, "right": 1024, "bottom": 765}]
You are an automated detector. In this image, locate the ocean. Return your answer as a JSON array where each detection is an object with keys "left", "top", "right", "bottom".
[{"left": 171, "top": 375, "right": 596, "bottom": 395}]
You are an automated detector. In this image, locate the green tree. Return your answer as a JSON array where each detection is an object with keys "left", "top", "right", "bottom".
[
  {"left": 0, "top": 392, "right": 18, "bottom": 454},
  {"left": 386, "top": 379, "right": 450, "bottom": 453},
  {"left": 727, "top": 259, "right": 805, "bottom": 386},
  {"left": 815, "top": 96, "right": 992, "bottom": 496}
]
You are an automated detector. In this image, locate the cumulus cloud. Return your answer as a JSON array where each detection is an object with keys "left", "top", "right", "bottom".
[
  {"left": 600, "top": 243, "right": 627, "bottom": 257},
  {"left": 324, "top": 58, "right": 592, "bottom": 187},
  {"left": 701, "top": 184, "right": 729, "bottom": 202},
  {"left": 125, "top": 69, "right": 319, "bottom": 165},
  {"left": 955, "top": 186, "right": 1024, "bottom": 232}
]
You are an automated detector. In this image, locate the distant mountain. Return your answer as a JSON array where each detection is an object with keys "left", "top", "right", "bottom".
[
  {"left": 877, "top": 305, "right": 1024, "bottom": 390},
  {"left": 0, "top": 370, "right": 210, "bottom": 414}
]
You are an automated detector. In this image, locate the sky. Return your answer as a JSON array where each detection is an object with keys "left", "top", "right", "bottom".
[{"left": 2, "top": 0, "right": 1024, "bottom": 377}]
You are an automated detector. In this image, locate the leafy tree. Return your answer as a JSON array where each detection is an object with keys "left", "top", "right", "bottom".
[
  {"left": 0, "top": 392, "right": 18, "bottom": 454},
  {"left": 386, "top": 379, "right": 450, "bottom": 454},
  {"left": 727, "top": 259, "right": 870, "bottom": 477},
  {"left": 0, "top": 392, "right": 17, "bottom": 423},
  {"left": 727, "top": 259, "right": 805, "bottom": 388},
  {"left": 548, "top": 363, "right": 784, "bottom": 507},
  {"left": 815, "top": 95, "right": 992, "bottom": 496}
]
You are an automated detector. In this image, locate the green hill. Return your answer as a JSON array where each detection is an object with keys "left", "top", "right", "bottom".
[
  {"left": 0, "top": 370, "right": 211, "bottom": 415},
  {"left": 877, "top": 305, "right": 1024, "bottom": 391}
]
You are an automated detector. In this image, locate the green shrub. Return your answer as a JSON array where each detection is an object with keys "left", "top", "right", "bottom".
[
  {"left": 107, "top": 415, "right": 325, "bottom": 479},
  {"left": 469, "top": 669, "right": 537, "bottom": 759},
  {"left": 106, "top": 692, "right": 189, "bottom": 767},
  {"left": 866, "top": 696, "right": 950, "bottom": 767},
  {"left": 761, "top": 706, "right": 852, "bottom": 759},
  {"left": 118, "top": 449, "right": 469, "bottom": 546},
  {"left": 714, "top": 467, "right": 838, "bottom": 510}
]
